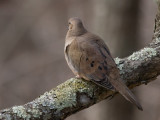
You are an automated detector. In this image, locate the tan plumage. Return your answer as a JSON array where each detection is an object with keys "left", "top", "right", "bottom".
[{"left": 64, "top": 17, "right": 143, "bottom": 110}]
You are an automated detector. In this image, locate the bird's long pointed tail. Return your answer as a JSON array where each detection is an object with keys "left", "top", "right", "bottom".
[{"left": 110, "top": 78, "right": 143, "bottom": 111}]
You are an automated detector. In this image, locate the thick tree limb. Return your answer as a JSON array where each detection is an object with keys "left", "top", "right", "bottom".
[{"left": 1, "top": 2, "right": 160, "bottom": 120}]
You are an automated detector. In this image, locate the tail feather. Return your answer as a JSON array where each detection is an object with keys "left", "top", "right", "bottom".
[
  {"left": 110, "top": 78, "right": 143, "bottom": 111},
  {"left": 119, "top": 86, "right": 143, "bottom": 111}
]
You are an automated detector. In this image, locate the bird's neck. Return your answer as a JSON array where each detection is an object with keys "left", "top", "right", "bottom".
[{"left": 66, "top": 28, "right": 87, "bottom": 38}]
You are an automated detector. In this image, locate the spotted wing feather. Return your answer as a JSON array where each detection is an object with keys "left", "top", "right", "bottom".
[{"left": 66, "top": 34, "right": 116, "bottom": 90}]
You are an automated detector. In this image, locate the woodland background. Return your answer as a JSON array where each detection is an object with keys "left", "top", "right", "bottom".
[{"left": 0, "top": 0, "right": 159, "bottom": 120}]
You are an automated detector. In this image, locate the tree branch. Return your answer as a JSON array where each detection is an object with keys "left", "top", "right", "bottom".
[{"left": 1, "top": 2, "right": 160, "bottom": 120}]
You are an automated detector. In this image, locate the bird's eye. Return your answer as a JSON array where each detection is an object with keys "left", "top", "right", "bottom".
[{"left": 68, "top": 22, "right": 71, "bottom": 25}]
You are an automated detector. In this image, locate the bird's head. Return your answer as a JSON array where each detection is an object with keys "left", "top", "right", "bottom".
[{"left": 67, "top": 17, "right": 87, "bottom": 37}]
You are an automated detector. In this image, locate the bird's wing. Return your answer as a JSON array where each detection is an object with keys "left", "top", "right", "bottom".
[
  {"left": 66, "top": 35, "right": 117, "bottom": 90},
  {"left": 80, "top": 38, "right": 118, "bottom": 90}
]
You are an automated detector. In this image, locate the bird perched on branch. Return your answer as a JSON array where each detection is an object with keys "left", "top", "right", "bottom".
[{"left": 64, "top": 17, "right": 143, "bottom": 110}]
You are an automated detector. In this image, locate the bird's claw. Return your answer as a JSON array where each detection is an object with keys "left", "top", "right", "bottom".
[{"left": 75, "top": 75, "right": 81, "bottom": 79}]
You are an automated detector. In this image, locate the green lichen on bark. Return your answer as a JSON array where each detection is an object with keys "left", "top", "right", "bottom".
[
  {"left": 12, "top": 106, "right": 31, "bottom": 119},
  {"left": 36, "top": 78, "right": 96, "bottom": 113},
  {"left": 128, "top": 47, "right": 157, "bottom": 61},
  {"left": 115, "top": 47, "right": 158, "bottom": 78},
  {"left": 155, "top": 37, "right": 160, "bottom": 44},
  {"left": 115, "top": 57, "right": 125, "bottom": 72}
]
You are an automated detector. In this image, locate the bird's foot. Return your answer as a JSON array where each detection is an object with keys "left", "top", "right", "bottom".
[{"left": 75, "top": 75, "right": 81, "bottom": 79}]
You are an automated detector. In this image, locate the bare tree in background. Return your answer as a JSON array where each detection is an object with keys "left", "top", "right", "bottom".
[{"left": 85, "top": 0, "right": 141, "bottom": 120}]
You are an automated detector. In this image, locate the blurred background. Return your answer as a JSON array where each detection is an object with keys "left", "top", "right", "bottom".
[{"left": 0, "top": 0, "right": 159, "bottom": 120}]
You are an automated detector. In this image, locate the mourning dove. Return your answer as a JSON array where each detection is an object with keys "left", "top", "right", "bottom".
[{"left": 64, "top": 17, "right": 143, "bottom": 110}]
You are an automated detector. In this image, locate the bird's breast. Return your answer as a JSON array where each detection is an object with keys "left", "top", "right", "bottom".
[{"left": 65, "top": 39, "right": 83, "bottom": 74}]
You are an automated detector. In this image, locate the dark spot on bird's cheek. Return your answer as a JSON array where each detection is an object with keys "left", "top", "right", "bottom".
[{"left": 86, "top": 58, "right": 89, "bottom": 61}]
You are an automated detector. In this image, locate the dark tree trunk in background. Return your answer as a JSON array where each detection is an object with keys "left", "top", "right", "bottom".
[
  {"left": 93, "top": 0, "right": 141, "bottom": 57},
  {"left": 92, "top": 0, "right": 141, "bottom": 120}
]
